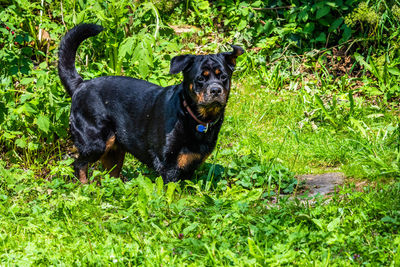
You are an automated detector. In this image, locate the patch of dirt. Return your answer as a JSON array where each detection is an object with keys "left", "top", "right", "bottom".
[
  {"left": 325, "top": 47, "right": 363, "bottom": 78},
  {"left": 298, "top": 172, "right": 345, "bottom": 197}
]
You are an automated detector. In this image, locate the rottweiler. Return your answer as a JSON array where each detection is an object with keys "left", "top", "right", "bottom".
[{"left": 58, "top": 24, "right": 244, "bottom": 183}]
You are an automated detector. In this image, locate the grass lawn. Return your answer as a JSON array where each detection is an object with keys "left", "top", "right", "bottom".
[{"left": 1, "top": 76, "right": 399, "bottom": 265}]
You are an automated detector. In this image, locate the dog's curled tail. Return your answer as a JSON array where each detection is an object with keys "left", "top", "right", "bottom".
[{"left": 58, "top": 24, "right": 103, "bottom": 96}]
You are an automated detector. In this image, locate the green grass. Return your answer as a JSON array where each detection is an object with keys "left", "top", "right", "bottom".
[
  {"left": 1, "top": 162, "right": 399, "bottom": 265},
  {"left": 1, "top": 77, "right": 400, "bottom": 265}
]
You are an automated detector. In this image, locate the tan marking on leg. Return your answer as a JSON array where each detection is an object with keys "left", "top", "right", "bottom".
[
  {"left": 105, "top": 135, "right": 116, "bottom": 153},
  {"left": 79, "top": 165, "right": 89, "bottom": 184},
  {"left": 177, "top": 153, "right": 202, "bottom": 169},
  {"left": 111, "top": 150, "right": 125, "bottom": 177},
  {"left": 101, "top": 143, "right": 125, "bottom": 178}
]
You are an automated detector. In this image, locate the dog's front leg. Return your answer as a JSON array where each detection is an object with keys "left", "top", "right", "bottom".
[
  {"left": 160, "top": 167, "right": 182, "bottom": 184},
  {"left": 74, "top": 160, "right": 89, "bottom": 184},
  {"left": 159, "top": 166, "right": 195, "bottom": 184}
]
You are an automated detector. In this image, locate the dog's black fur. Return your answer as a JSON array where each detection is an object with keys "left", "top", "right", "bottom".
[{"left": 58, "top": 24, "right": 244, "bottom": 183}]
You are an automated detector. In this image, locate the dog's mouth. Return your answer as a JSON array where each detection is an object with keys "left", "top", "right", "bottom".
[
  {"left": 201, "top": 100, "right": 224, "bottom": 108},
  {"left": 196, "top": 91, "right": 227, "bottom": 106},
  {"left": 197, "top": 101, "right": 225, "bottom": 119}
]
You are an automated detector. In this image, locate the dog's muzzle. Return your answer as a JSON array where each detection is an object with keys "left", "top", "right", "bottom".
[{"left": 206, "top": 83, "right": 225, "bottom": 103}]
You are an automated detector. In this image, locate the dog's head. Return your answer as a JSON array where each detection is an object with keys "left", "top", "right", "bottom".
[{"left": 170, "top": 45, "right": 244, "bottom": 120}]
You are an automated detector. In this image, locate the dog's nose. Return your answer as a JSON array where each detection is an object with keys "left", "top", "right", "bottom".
[{"left": 210, "top": 87, "right": 222, "bottom": 96}]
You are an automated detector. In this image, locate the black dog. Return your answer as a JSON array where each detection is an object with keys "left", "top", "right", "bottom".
[{"left": 58, "top": 24, "right": 244, "bottom": 183}]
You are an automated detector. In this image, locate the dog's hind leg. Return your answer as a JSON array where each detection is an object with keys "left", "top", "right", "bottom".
[
  {"left": 70, "top": 111, "right": 115, "bottom": 182},
  {"left": 72, "top": 133, "right": 111, "bottom": 183},
  {"left": 100, "top": 135, "right": 126, "bottom": 177}
]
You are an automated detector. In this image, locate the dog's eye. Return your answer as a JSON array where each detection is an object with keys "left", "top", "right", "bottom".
[
  {"left": 221, "top": 74, "right": 228, "bottom": 81},
  {"left": 197, "top": 76, "right": 205, "bottom": 82}
]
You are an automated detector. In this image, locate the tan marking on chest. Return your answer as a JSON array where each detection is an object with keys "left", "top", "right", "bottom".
[
  {"left": 198, "top": 106, "right": 208, "bottom": 118},
  {"left": 177, "top": 153, "right": 202, "bottom": 169},
  {"left": 198, "top": 106, "right": 221, "bottom": 118}
]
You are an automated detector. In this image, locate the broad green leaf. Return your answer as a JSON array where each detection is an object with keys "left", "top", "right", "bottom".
[
  {"left": 340, "top": 24, "right": 352, "bottom": 43},
  {"left": 298, "top": 8, "right": 309, "bottom": 22},
  {"left": 28, "top": 142, "right": 39, "bottom": 151},
  {"left": 381, "top": 216, "right": 397, "bottom": 223},
  {"left": 166, "top": 182, "right": 177, "bottom": 205},
  {"left": 156, "top": 176, "right": 164, "bottom": 196},
  {"left": 354, "top": 53, "right": 369, "bottom": 70},
  {"left": 326, "top": 1, "right": 339, "bottom": 7},
  {"left": 312, "top": 218, "right": 324, "bottom": 230},
  {"left": 138, "top": 62, "right": 150, "bottom": 78},
  {"left": 15, "top": 138, "right": 26, "bottom": 148},
  {"left": 327, "top": 217, "right": 341, "bottom": 232},
  {"left": 243, "top": 188, "right": 263, "bottom": 202},
  {"left": 248, "top": 238, "right": 263, "bottom": 258},
  {"left": 315, "top": 32, "right": 326, "bottom": 42},
  {"left": 329, "top": 18, "right": 343, "bottom": 32},
  {"left": 350, "top": 118, "right": 368, "bottom": 139},
  {"left": 303, "top": 22, "right": 315, "bottom": 34},
  {"left": 203, "top": 194, "right": 214, "bottom": 206},
  {"left": 316, "top": 6, "right": 330, "bottom": 19},
  {"left": 388, "top": 67, "right": 400, "bottom": 75},
  {"left": 237, "top": 20, "right": 247, "bottom": 31},
  {"left": 37, "top": 115, "right": 50, "bottom": 133},
  {"left": 118, "top": 36, "right": 136, "bottom": 60},
  {"left": 137, "top": 188, "right": 148, "bottom": 218},
  {"left": 183, "top": 222, "right": 199, "bottom": 236},
  {"left": 2, "top": 132, "right": 16, "bottom": 140},
  {"left": 20, "top": 77, "right": 34, "bottom": 85},
  {"left": 21, "top": 103, "right": 37, "bottom": 115},
  {"left": 137, "top": 175, "right": 154, "bottom": 198},
  {"left": 197, "top": 0, "right": 209, "bottom": 10}
]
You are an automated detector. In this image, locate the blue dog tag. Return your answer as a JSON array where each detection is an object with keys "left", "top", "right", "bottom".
[{"left": 196, "top": 124, "right": 208, "bottom": 133}]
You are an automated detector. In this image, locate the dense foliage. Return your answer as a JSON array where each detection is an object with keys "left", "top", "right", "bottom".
[
  {"left": 1, "top": 166, "right": 399, "bottom": 265},
  {"left": 1, "top": 0, "right": 400, "bottom": 265}
]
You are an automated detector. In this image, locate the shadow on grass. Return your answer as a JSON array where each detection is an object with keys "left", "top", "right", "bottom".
[
  {"left": 120, "top": 161, "right": 225, "bottom": 187},
  {"left": 118, "top": 154, "right": 301, "bottom": 194}
]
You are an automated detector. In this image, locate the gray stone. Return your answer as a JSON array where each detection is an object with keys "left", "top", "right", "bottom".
[{"left": 299, "top": 172, "right": 345, "bottom": 197}]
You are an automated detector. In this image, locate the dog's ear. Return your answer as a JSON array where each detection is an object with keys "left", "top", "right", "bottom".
[
  {"left": 170, "top": 55, "right": 195, "bottom": 74},
  {"left": 223, "top": 45, "right": 245, "bottom": 70}
]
